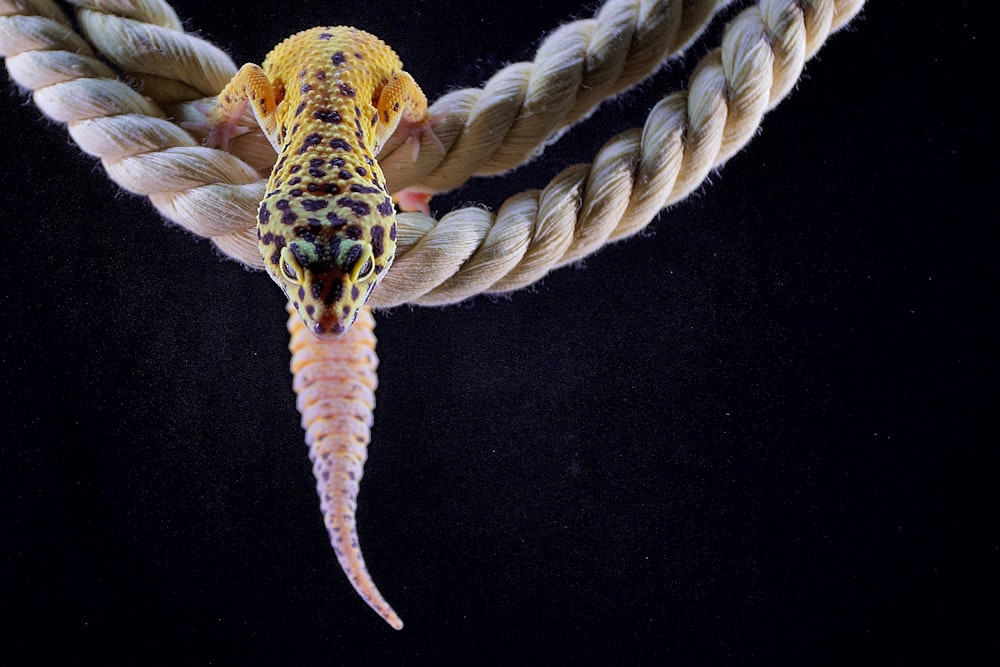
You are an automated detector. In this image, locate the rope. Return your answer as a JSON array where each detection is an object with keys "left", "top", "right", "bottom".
[
  {"left": 369, "top": 0, "right": 867, "bottom": 308},
  {"left": 1, "top": 0, "right": 866, "bottom": 630},
  {"left": 0, "top": 0, "right": 865, "bottom": 308},
  {"left": 0, "top": 0, "right": 732, "bottom": 260}
]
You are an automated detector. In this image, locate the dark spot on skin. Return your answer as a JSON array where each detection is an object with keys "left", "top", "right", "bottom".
[
  {"left": 258, "top": 203, "right": 270, "bottom": 224},
  {"left": 300, "top": 84, "right": 312, "bottom": 94},
  {"left": 306, "top": 304, "right": 315, "bottom": 316},
  {"left": 371, "top": 111, "right": 378, "bottom": 126},
  {"left": 295, "top": 102, "right": 306, "bottom": 116},
  {"left": 338, "top": 83, "right": 356, "bottom": 97},
  {"left": 350, "top": 184, "right": 382, "bottom": 195},
  {"left": 341, "top": 244, "right": 362, "bottom": 272},
  {"left": 319, "top": 33, "right": 332, "bottom": 40},
  {"left": 311, "top": 282, "right": 323, "bottom": 300},
  {"left": 274, "top": 235, "right": 286, "bottom": 247},
  {"left": 276, "top": 200, "right": 296, "bottom": 224},
  {"left": 291, "top": 242, "right": 310, "bottom": 266},
  {"left": 338, "top": 198, "right": 371, "bottom": 217},
  {"left": 364, "top": 155, "right": 375, "bottom": 166},
  {"left": 326, "top": 212, "right": 348, "bottom": 228},
  {"left": 309, "top": 158, "right": 324, "bottom": 167},
  {"left": 329, "top": 138, "right": 352, "bottom": 152},
  {"left": 354, "top": 52, "right": 364, "bottom": 59},
  {"left": 309, "top": 167, "right": 327, "bottom": 178},
  {"left": 390, "top": 222, "right": 397, "bottom": 240},
  {"left": 338, "top": 170, "right": 352, "bottom": 180},
  {"left": 382, "top": 110, "right": 390, "bottom": 123},
  {"left": 299, "top": 69, "right": 306, "bottom": 78},
  {"left": 345, "top": 225, "right": 363, "bottom": 240},
  {"left": 371, "top": 226, "right": 385, "bottom": 258},
  {"left": 313, "top": 109, "right": 342, "bottom": 124},
  {"left": 262, "top": 231, "right": 274, "bottom": 245},
  {"left": 288, "top": 177, "right": 301, "bottom": 186},
  {"left": 356, "top": 167, "right": 367, "bottom": 176},
  {"left": 298, "top": 286, "right": 305, "bottom": 300},
  {"left": 302, "top": 199, "right": 328, "bottom": 212},
  {"left": 270, "top": 249, "right": 281, "bottom": 265},
  {"left": 259, "top": 100, "right": 267, "bottom": 110},
  {"left": 293, "top": 223, "right": 320, "bottom": 242},
  {"left": 351, "top": 286, "right": 360, "bottom": 300},
  {"left": 324, "top": 281, "right": 344, "bottom": 305},
  {"left": 331, "top": 51, "right": 346, "bottom": 66},
  {"left": 290, "top": 189, "right": 303, "bottom": 197},
  {"left": 289, "top": 165, "right": 301, "bottom": 173},
  {"left": 342, "top": 305, "right": 350, "bottom": 318},
  {"left": 374, "top": 264, "right": 382, "bottom": 275},
  {"left": 331, "top": 157, "right": 346, "bottom": 167},
  {"left": 309, "top": 182, "right": 339, "bottom": 195},
  {"left": 297, "top": 133, "right": 322, "bottom": 154},
  {"left": 316, "top": 71, "right": 327, "bottom": 80},
  {"left": 377, "top": 198, "right": 394, "bottom": 217},
  {"left": 393, "top": 102, "right": 400, "bottom": 112},
  {"left": 354, "top": 105, "right": 361, "bottom": 117}
]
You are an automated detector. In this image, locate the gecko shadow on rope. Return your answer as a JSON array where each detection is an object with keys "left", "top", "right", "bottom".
[{"left": 191, "top": 25, "right": 442, "bottom": 630}]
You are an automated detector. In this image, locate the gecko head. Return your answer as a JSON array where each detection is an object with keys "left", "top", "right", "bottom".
[{"left": 265, "top": 234, "right": 391, "bottom": 340}]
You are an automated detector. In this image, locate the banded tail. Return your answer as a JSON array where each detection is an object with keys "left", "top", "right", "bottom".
[{"left": 287, "top": 303, "right": 403, "bottom": 630}]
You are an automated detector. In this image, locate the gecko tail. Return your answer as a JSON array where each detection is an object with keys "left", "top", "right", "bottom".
[{"left": 287, "top": 304, "right": 404, "bottom": 630}]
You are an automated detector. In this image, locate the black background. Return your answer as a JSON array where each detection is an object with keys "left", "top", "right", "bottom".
[{"left": 1, "top": 1, "right": 990, "bottom": 664}]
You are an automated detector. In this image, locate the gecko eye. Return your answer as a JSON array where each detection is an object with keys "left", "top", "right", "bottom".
[
  {"left": 279, "top": 248, "right": 303, "bottom": 284},
  {"left": 355, "top": 258, "right": 374, "bottom": 282},
  {"left": 346, "top": 244, "right": 375, "bottom": 282}
]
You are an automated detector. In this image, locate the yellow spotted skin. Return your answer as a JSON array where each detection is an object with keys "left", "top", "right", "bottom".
[{"left": 207, "top": 27, "right": 431, "bottom": 339}]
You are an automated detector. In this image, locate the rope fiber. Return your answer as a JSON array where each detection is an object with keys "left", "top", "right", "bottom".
[
  {"left": 1, "top": 0, "right": 865, "bottom": 308},
  {"left": 1, "top": 0, "right": 866, "bottom": 631}
]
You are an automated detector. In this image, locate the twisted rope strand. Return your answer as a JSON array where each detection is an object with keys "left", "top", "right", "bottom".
[
  {"left": 0, "top": 0, "right": 865, "bottom": 630},
  {"left": 1, "top": 0, "right": 729, "bottom": 267},
  {"left": 0, "top": 0, "right": 865, "bottom": 307},
  {"left": 67, "top": 0, "right": 238, "bottom": 103},
  {"left": 377, "top": 0, "right": 720, "bottom": 189},
  {"left": 368, "top": 0, "right": 865, "bottom": 308}
]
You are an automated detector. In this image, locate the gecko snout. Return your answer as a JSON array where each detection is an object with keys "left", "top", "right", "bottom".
[{"left": 309, "top": 316, "right": 347, "bottom": 340}]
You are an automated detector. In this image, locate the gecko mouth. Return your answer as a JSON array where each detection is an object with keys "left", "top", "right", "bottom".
[
  {"left": 310, "top": 318, "right": 347, "bottom": 339},
  {"left": 297, "top": 295, "right": 354, "bottom": 340}
]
